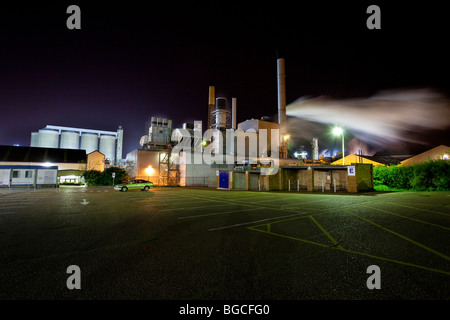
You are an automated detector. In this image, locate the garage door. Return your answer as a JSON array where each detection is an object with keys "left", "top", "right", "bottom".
[{"left": 249, "top": 173, "right": 259, "bottom": 191}]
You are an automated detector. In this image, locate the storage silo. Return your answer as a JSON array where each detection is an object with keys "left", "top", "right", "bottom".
[
  {"left": 37, "top": 129, "right": 59, "bottom": 148},
  {"left": 99, "top": 135, "right": 116, "bottom": 163},
  {"left": 80, "top": 133, "right": 99, "bottom": 154},
  {"left": 30, "top": 132, "right": 39, "bottom": 147},
  {"left": 60, "top": 131, "right": 80, "bottom": 149}
]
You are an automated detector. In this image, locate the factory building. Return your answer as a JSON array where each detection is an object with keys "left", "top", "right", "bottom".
[
  {"left": 30, "top": 125, "right": 124, "bottom": 165},
  {"left": 125, "top": 57, "right": 375, "bottom": 192},
  {"left": 128, "top": 116, "right": 180, "bottom": 185}
]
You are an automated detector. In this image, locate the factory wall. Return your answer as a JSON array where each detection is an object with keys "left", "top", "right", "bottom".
[
  {"left": 177, "top": 152, "right": 233, "bottom": 187},
  {"left": 86, "top": 151, "right": 105, "bottom": 172},
  {"left": 126, "top": 149, "right": 161, "bottom": 183}
]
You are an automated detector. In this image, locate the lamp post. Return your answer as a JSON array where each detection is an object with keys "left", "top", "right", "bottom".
[{"left": 333, "top": 127, "right": 345, "bottom": 165}]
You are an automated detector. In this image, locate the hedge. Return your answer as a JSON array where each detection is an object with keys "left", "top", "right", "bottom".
[
  {"left": 373, "top": 160, "right": 450, "bottom": 191},
  {"left": 83, "top": 167, "right": 128, "bottom": 186}
]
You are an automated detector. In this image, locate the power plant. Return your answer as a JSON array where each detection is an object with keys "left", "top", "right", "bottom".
[
  {"left": 30, "top": 125, "right": 124, "bottom": 165},
  {"left": 20, "top": 57, "right": 359, "bottom": 190}
]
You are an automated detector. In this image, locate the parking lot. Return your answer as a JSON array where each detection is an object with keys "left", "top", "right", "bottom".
[{"left": 0, "top": 186, "right": 449, "bottom": 300}]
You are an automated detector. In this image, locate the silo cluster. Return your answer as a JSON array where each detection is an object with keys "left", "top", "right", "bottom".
[{"left": 30, "top": 125, "right": 124, "bottom": 165}]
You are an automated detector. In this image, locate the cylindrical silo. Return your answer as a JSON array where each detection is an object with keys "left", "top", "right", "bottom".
[
  {"left": 30, "top": 132, "right": 39, "bottom": 147},
  {"left": 60, "top": 131, "right": 80, "bottom": 149},
  {"left": 37, "top": 129, "right": 59, "bottom": 148},
  {"left": 99, "top": 135, "right": 116, "bottom": 164},
  {"left": 80, "top": 133, "right": 99, "bottom": 154}
]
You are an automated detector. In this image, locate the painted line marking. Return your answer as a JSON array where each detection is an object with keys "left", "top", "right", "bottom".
[
  {"left": 280, "top": 199, "right": 325, "bottom": 208},
  {"left": 0, "top": 206, "right": 26, "bottom": 209},
  {"left": 364, "top": 205, "right": 450, "bottom": 231},
  {"left": 309, "top": 215, "right": 344, "bottom": 250},
  {"left": 180, "top": 207, "right": 261, "bottom": 219},
  {"left": 208, "top": 198, "right": 391, "bottom": 232},
  {"left": 246, "top": 224, "right": 450, "bottom": 276},
  {"left": 144, "top": 200, "right": 211, "bottom": 207},
  {"left": 384, "top": 202, "right": 450, "bottom": 217},
  {"left": 162, "top": 203, "right": 231, "bottom": 212},
  {"left": 346, "top": 210, "right": 450, "bottom": 262}
]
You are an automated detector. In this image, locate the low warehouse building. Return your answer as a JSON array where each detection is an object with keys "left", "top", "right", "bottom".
[
  {"left": 0, "top": 145, "right": 106, "bottom": 187},
  {"left": 0, "top": 165, "right": 58, "bottom": 188},
  {"left": 217, "top": 163, "right": 374, "bottom": 193}
]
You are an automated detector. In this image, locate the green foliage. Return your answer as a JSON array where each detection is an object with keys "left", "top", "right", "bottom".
[
  {"left": 82, "top": 167, "right": 128, "bottom": 186},
  {"left": 373, "top": 160, "right": 450, "bottom": 191}
]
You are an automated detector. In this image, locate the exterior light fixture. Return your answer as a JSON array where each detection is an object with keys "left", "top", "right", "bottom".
[
  {"left": 332, "top": 127, "right": 345, "bottom": 165},
  {"left": 145, "top": 165, "right": 155, "bottom": 176}
]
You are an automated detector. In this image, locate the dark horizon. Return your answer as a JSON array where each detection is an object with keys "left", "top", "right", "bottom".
[{"left": 1, "top": 1, "right": 448, "bottom": 156}]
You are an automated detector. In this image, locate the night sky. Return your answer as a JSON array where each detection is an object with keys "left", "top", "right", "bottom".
[{"left": 0, "top": 1, "right": 448, "bottom": 156}]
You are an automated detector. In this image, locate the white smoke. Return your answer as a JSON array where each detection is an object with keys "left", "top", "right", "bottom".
[{"left": 286, "top": 88, "right": 450, "bottom": 148}]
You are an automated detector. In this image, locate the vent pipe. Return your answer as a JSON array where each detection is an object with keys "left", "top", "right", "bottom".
[{"left": 232, "top": 97, "right": 237, "bottom": 129}]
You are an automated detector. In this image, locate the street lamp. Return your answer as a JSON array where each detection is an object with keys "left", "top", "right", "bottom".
[{"left": 332, "top": 127, "right": 345, "bottom": 165}]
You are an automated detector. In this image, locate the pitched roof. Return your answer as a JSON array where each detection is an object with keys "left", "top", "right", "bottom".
[
  {"left": 331, "top": 154, "right": 403, "bottom": 166},
  {"left": 359, "top": 155, "right": 403, "bottom": 166},
  {"left": 0, "top": 145, "right": 86, "bottom": 163}
]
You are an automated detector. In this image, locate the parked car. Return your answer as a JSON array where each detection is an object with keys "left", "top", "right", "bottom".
[{"left": 114, "top": 179, "right": 154, "bottom": 192}]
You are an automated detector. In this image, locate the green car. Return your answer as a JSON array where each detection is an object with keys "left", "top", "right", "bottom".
[{"left": 114, "top": 179, "right": 154, "bottom": 192}]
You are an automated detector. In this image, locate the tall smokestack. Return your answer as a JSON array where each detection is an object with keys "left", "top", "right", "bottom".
[
  {"left": 208, "top": 86, "right": 215, "bottom": 129},
  {"left": 277, "top": 58, "right": 287, "bottom": 158},
  {"left": 232, "top": 97, "right": 237, "bottom": 129}
]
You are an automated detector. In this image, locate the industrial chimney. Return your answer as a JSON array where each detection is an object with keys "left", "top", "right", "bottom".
[
  {"left": 277, "top": 58, "right": 287, "bottom": 158},
  {"left": 208, "top": 86, "right": 215, "bottom": 129}
]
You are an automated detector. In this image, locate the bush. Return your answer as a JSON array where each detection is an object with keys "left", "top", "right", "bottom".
[
  {"left": 373, "top": 160, "right": 450, "bottom": 191},
  {"left": 82, "top": 167, "right": 128, "bottom": 186}
]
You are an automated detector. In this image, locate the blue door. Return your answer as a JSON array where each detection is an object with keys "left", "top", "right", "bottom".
[{"left": 219, "top": 171, "right": 229, "bottom": 189}]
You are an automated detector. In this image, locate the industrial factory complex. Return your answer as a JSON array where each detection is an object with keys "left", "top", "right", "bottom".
[{"left": 0, "top": 59, "right": 448, "bottom": 191}]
